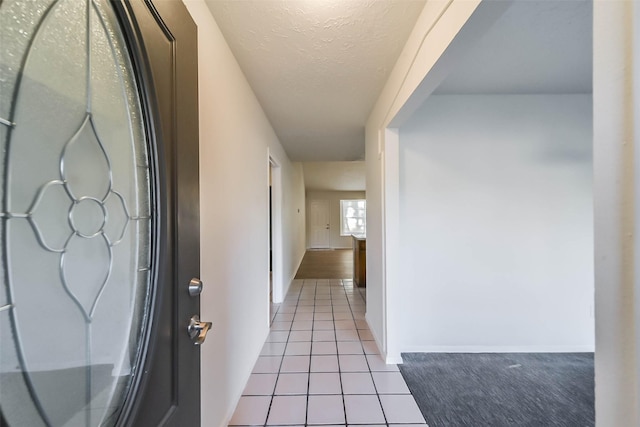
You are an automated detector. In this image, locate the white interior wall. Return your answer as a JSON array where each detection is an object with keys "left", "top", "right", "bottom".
[
  {"left": 306, "top": 191, "right": 366, "bottom": 249},
  {"left": 366, "top": 0, "right": 639, "bottom": 423},
  {"left": 183, "top": 2, "right": 306, "bottom": 426},
  {"left": 397, "top": 94, "right": 593, "bottom": 353},
  {"left": 281, "top": 164, "right": 307, "bottom": 294},
  {"left": 180, "top": 0, "right": 640, "bottom": 424},
  {"left": 365, "top": 0, "right": 486, "bottom": 361}
]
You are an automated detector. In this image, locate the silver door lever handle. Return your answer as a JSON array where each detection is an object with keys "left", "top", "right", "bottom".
[{"left": 188, "top": 315, "right": 212, "bottom": 345}]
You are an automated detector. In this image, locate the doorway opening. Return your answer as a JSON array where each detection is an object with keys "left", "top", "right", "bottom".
[
  {"left": 268, "top": 156, "right": 283, "bottom": 323},
  {"left": 377, "top": 1, "right": 594, "bottom": 424}
]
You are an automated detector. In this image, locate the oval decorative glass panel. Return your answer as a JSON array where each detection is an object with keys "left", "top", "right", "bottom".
[{"left": 0, "top": 0, "right": 153, "bottom": 426}]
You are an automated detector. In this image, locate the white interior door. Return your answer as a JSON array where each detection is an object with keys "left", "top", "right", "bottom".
[{"left": 309, "top": 200, "right": 331, "bottom": 248}]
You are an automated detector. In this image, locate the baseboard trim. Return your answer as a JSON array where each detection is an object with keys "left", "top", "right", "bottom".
[
  {"left": 400, "top": 345, "right": 595, "bottom": 353},
  {"left": 223, "top": 328, "right": 270, "bottom": 427},
  {"left": 306, "top": 246, "right": 352, "bottom": 250},
  {"left": 385, "top": 354, "right": 404, "bottom": 364},
  {"left": 364, "top": 314, "right": 405, "bottom": 364}
]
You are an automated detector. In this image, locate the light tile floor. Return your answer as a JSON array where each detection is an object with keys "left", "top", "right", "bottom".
[{"left": 230, "top": 279, "right": 427, "bottom": 427}]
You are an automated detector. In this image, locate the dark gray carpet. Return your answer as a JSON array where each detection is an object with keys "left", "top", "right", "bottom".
[{"left": 398, "top": 353, "right": 594, "bottom": 427}]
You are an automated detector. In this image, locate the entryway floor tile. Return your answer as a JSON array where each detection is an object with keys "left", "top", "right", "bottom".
[
  {"left": 274, "top": 373, "right": 309, "bottom": 395},
  {"left": 266, "top": 395, "right": 307, "bottom": 425},
  {"left": 229, "top": 396, "right": 271, "bottom": 426},
  {"left": 242, "top": 373, "right": 278, "bottom": 396},
  {"left": 309, "top": 372, "right": 342, "bottom": 394},
  {"left": 344, "top": 394, "right": 386, "bottom": 425},
  {"left": 307, "top": 394, "right": 345, "bottom": 424},
  {"left": 341, "top": 372, "right": 376, "bottom": 395},
  {"left": 372, "top": 371, "right": 411, "bottom": 394},
  {"left": 379, "top": 394, "right": 427, "bottom": 424},
  {"left": 231, "top": 279, "right": 427, "bottom": 427}
]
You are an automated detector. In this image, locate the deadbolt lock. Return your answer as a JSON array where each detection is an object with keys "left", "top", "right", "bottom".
[{"left": 188, "top": 278, "right": 203, "bottom": 297}]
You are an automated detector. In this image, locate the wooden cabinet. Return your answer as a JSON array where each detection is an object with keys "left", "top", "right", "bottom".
[{"left": 352, "top": 235, "right": 366, "bottom": 287}]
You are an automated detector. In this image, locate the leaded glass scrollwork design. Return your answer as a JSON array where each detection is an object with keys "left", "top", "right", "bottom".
[{"left": 0, "top": 0, "right": 154, "bottom": 426}]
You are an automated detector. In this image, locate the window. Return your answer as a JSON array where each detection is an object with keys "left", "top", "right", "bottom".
[{"left": 340, "top": 200, "right": 366, "bottom": 236}]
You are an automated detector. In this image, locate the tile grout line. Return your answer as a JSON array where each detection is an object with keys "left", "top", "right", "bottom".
[
  {"left": 262, "top": 279, "right": 303, "bottom": 427},
  {"left": 345, "top": 279, "right": 390, "bottom": 427},
  {"left": 336, "top": 279, "right": 349, "bottom": 427},
  {"left": 240, "top": 277, "right": 422, "bottom": 427},
  {"left": 304, "top": 278, "right": 318, "bottom": 427}
]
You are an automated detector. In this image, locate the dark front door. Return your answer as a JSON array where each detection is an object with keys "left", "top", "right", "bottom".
[
  {"left": 117, "top": 1, "right": 201, "bottom": 426},
  {"left": 0, "top": 0, "right": 202, "bottom": 426}
]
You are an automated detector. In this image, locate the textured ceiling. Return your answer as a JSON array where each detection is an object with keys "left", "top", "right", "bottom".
[
  {"left": 435, "top": 0, "right": 592, "bottom": 95},
  {"left": 205, "top": 0, "right": 426, "bottom": 161}
]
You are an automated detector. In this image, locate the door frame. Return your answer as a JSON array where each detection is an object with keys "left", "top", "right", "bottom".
[
  {"left": 370, "top": 0, "right": 511, "bottom": 364},
  {"left": 268, "top": 152, "right": 284, "bottom": 304},
  {"left": 112, "top": 1, "right": 201, "bottom": 425},
  {"left": 112, "top": 1, "right": 169, "bottom": 422},
  {"left": 308, "top": 199, "right": 331, "bottom": 249}
]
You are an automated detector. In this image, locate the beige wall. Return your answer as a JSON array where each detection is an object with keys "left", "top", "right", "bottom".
[
  {"left": 593, "top": 1, "right": 640, "bottom": 424},
  {"left": 306, "top": 191, "right": 366, "bottom": 249},
  {"left": 183, "top": 1, "right": 306, "bottom": 426}
]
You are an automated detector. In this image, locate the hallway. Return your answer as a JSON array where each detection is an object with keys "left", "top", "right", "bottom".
[
  {"left": 294, "top": 250, "right": 353, "bottom": 280},
  {"left": 229, "top": 278, "right": 426, "bottom": 426}
]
